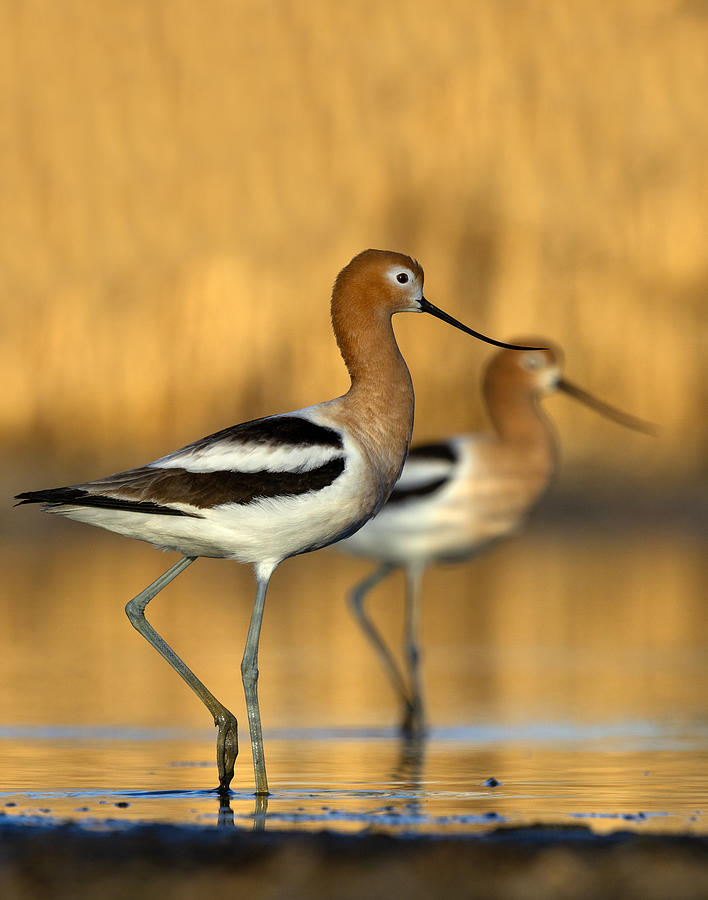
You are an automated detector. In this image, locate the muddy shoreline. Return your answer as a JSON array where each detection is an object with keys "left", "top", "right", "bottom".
[{"left": 1, "top": 821, "right": 707, "bottom": 900}]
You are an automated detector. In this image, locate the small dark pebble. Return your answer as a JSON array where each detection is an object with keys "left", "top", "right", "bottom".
[
  {"left": 74, "top": 808, "right": 90, "bottom": 812},
  {"left": 5, "top": 802, "right": 17, "bottom": 807},
  {"left": 483, "top": 777, "right": 501, "bottom": 787},
  {"left": 484, "top": 812, "right": 500, "bottom": 819},
  {"left": 115, "top": 802, "right": 130, "bottom": 808},
  {"left": 39, "top": 809, "right": 51, "bottom": 814}
]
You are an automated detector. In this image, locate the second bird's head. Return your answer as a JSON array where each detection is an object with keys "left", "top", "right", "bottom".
[
  {"left": 332, "top": 250, "right": 540, "bottom": 352},
  {"left": 484, "top": 339, "right": 656, "bottom": 434},
  {"left": 484, "top": 340, "right": 564, "bottom": 397}
]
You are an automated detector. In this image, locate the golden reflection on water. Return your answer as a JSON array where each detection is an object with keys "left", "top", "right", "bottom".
[
  {"left": 0, "top": 523, "right": 705, "bottom": 833},
  {"left": 0, "top": 525, "right": 704, "bottom": 728}
]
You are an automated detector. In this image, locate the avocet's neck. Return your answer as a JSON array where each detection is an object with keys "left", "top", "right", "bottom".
[
  {"left": 330, "top": 301, "right": 415, "bottom": 491},
  {"left": 484, "top": 377, "right": 558, "bottom": 472}
]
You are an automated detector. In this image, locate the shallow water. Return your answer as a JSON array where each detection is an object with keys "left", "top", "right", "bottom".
[{"left": 0, "top": 523, "right": 705, "bottom": 834}]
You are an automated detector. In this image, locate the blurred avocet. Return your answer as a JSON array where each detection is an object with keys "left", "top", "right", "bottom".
[{"left": 339, "top": 339, "right": 655, "bottom": 735}]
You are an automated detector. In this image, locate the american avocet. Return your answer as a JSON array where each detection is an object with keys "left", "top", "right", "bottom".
[
  {"left": 339, "top": 339, "right": 654, "bottom": 736},
  {"left": 15, "top": 249, "right": 536, "bottom": 796}
]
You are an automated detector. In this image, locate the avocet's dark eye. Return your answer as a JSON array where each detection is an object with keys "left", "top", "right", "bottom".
[{"left": 396, "top": 272, "right": 409, "bottom": 284}]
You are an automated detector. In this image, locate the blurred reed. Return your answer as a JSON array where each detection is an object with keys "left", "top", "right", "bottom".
[{"left": 1, "top": 0, "right": 706, "bottom": 486}]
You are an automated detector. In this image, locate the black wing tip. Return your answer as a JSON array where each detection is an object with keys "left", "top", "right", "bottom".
[
  {"left": 13, "top": 487, "right": 200, "bottom": 518},
  {"left": 14, "top": 489, "right": 62, "bottom": 507},
  {"left": 15, "top": 487, "right": 84, "bottom": 506}
]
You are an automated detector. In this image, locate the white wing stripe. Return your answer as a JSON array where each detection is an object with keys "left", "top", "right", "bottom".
[
  {"left": 395, "top": 458, "right": 455, "bottom": 490},
  {"left": 150, "top": 441, "right": 343, "bottom": 474}
]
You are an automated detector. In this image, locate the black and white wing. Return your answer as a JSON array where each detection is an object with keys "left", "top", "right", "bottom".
[
  {"left": 385, "top": 441, "right": 459, "bottom": 506},
  {"left": 15, "top": 414, "right": 347, "bottom": 516}
]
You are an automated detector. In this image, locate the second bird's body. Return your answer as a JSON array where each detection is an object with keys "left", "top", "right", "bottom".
[
  {"left": 340, "top": 341, "right": 652, "bottom": 734},
  {"left": 342, "top": 427, "right": 557, "bottom": 568},
  {"left": 343, "top": 343, "right": 561, "bottom": 568}
]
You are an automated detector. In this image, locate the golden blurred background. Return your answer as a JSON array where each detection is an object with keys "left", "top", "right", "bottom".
[
  {"left": 0, "top": 2, "right": 706, "bottom": 820},
  {"left": 1, "top": 0, "right": 705, "bottom": 498}
]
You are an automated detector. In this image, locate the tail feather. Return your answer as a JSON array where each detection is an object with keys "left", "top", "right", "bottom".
[
  {"left": 14, "top": 487, "right": 197, "bottom": 517},
  {"left": 15, "top": 487, "right": 82, "bottom": 507}
]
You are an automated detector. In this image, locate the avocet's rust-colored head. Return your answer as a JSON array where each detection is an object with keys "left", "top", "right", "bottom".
[
  {"left": 332, "top": 249, "right": 425, "bottom": 319},
  {"left": 484, "top": 339, "right": 564, "bottom": 398},
  {"left": 484, "top": 337, "right": 655, "bottom": 433},
  {"left": 332, "top": 250, "right": 541, "bottom": 350}
]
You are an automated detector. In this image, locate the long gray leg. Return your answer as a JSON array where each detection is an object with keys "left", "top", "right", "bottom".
[
  {"left": 349, "top": 563, "right": 417, "bottom": 728},
  {"left": 403, "top": 563, "right": 426, "bottom": 736},
  {"left": 241, "top": 566, "right": 274, "bottom": 796},
  {"left": 125, "top": 556, "right": 238, "bottom": 794}
]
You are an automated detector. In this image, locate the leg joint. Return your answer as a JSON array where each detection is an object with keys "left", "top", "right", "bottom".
[
  {"left": 124, "top": 599, "right": 142, "bottom": 627},
  {"left": 349, "top": 587, "right": 365, "bottom": 614},
  {"left": 214, "top": 708, "right": 238, "bottom": 729}
]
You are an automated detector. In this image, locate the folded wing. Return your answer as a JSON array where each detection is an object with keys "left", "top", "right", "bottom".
[{"left": 16, "top": 414, "right": 347, "bottom": 516}]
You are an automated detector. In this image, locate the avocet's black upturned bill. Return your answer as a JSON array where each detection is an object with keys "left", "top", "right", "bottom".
[
  {"left": 15, "top": 249, "right": 537, "bottom": 796},
  {"left": 339, "top": 339, "right": 655, "bottom": 736}
]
